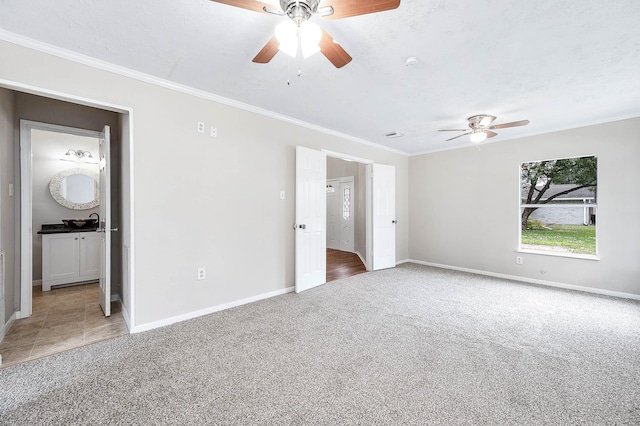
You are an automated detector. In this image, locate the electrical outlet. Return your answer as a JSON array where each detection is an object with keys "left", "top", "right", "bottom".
[
  {"left": 516, "top": 256, "right": 523, "bottom": 265},
  {"left": 210, "top": 127, "right": 217, "bottom": 137},
  {"left": 197, "top": 122, "right": 205, "bottom": 133},
  {"left": 197, "top": 267, "right": 206, "bottom": 280}
]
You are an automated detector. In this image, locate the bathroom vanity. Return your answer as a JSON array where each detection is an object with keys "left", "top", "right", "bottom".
[{"left": 39, "top": 225, "right": 100, "bottom": 291}]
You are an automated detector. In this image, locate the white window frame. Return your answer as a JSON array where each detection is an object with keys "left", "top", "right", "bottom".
[{"left": 518, "top": 155, "right": 599, "bottom": 260}]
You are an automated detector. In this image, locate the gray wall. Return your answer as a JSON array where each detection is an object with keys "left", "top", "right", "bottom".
[
  {"left": 0, "top": 88, "right": 15, "bottom": 325},
  {"left": 0, "top": 40, "right": 409, "bottom": 328},
  {"left": 409, "top": 118, "right": 640, "bottom": 296}
]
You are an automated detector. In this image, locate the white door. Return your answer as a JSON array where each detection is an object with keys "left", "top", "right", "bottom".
[
  {"left": 98, "top": 125, "right": 111, "bottom": 316},
  {"left": 372, "top": 164, "right": 396, "bottom": 270},
  {"left": 295, "top": 146, "right": 326, "bottom": 293},
  {"left": 326, "top": 178, "right": 340, "bottom": 250}
]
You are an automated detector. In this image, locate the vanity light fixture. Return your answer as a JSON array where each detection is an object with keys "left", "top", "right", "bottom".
[{"left": 65, "top": 149, "right": 94, "bottom": 159}]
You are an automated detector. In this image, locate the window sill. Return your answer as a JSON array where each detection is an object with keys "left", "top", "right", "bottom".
[{"left": 517, "top": 248, "right": 600, "bottom": 261}]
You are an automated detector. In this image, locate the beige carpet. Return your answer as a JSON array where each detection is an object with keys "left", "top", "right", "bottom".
[{"left": 1, "top": 263, "right": 639, "bottom": 424}]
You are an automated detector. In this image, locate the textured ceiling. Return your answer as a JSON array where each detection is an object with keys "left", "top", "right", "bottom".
[{"left": 1, "top": 0, "right": 639, "bottom": 154}]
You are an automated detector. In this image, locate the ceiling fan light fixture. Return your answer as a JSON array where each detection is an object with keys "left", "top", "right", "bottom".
[
  {"left": 299, "top": 21, "right": 322, "bottom": 58},
  {"left": 469, "top": 130, "right": 487, "bottom": 143},
  {"left": 275, "top": 20, "right": 321, "bottom": 59}
]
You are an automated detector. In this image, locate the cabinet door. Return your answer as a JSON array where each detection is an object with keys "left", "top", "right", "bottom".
[
  {"left": 43, "top": 233, "right": 79, "bottom": 282},
  {"left": 79, "top": 232, "right": 101, "bottom": 278}
]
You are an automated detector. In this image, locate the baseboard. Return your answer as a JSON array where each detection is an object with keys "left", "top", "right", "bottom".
[
  {"left": 396, "top": 259, "right": 411, "bottom": 265},
  {"left": 407, "top": 259, "right": 640, "bottom": 301},
  {"left": 130, "top": 286, "right": 295, "bottom": 334},
  {"left": 356, "top": 251, "right": 366, "bottom": 266},
  {"left": 32, "top": 279, "right": 42, "bottom": 287},
  {"left": 0, "top": 311, "right": 17, "bottom": 342}
]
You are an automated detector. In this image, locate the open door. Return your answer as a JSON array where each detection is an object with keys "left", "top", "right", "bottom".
[
  {"left": 372, "top": 163, "right": 396, "bottom": 270},
  {"left": 98, "top": 125, "right": 111, "bottom": 316},
  {"left": 295, "top": 146, "right": 327, "bottom": 293}
]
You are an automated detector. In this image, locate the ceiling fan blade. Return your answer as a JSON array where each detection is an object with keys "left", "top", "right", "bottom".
[
  {"left": 446, "top": 132, "right": 471, "bottom": 142},
  {"left": 479, "top": 115, "right": 497, "bottom": 126},
  {"left": 319, "top": 28, "right": 352, "bottom": 68},
  {"left": 439, "top": 129, "right": 469, "bottom": 132},
  {"left": 253, "top": 36, "right": 280, "bottom": 63},
  {"left": 319, "top": 0, "right": 400, "bottom": 20},
  {"left": 210, "top": 0, "right": 275, "bottom": 14},
  {"left": 485, "top": 130, "right": 498, "bottom": 138},
  {"left": 489, "top": 120, "right": 530, "bottom": 130}
]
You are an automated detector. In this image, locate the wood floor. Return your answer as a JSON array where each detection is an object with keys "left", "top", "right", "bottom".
[{"left": 326, "top": 249, "right": 367, "bottom": 282}]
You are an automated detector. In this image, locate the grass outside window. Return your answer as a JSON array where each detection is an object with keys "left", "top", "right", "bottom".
[{"left": 521, "top": 224, "right": 596, "bottom": 255}]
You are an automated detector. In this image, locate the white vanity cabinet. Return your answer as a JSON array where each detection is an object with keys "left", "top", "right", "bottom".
[{"left": 42, "top": 232, "right": 100, "bottom": 291}]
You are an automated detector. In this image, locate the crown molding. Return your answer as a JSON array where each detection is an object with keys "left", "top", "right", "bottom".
[{"left": 0, "top": 28, "right": 408, "bottom": 157}]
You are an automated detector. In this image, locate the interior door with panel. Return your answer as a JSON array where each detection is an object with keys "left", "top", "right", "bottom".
[
  {"left": 98, "top": 125, "right": 112, "bottom": 316},
  {"left": 295, "top": 146, "right": 327, "bottom": 293},
  {"left": 372, "top": 163, "right": 396, "bottom": 270},
  {"left": 326, "top": 178, "right": 340, "bottom": 250}
]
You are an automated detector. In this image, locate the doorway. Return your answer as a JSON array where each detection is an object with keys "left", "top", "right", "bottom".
[{"left": 0, "top": 81, "right": 134, "bottom": 366}]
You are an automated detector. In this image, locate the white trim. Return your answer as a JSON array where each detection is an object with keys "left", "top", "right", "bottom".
[
  {"left": 120, "top": 295, "right": 132, "bottom": 332},
  {"left": 20, "top": 121, "right": 104, "bottom": 318},
  {"left": 32, "top": 279, "right": 42, "bottom": 287},
  {"left": 3, "top": 81, "right": 135, "bottom": 329},
  {"left": 322, "top": 150, "right": 374, "bottom": 164},
  {"left": 356, "top": 251, "right": 367, "bottom": 267},
  {"left": 0, "top": 30, "right": 407, "bottom": 157},
  {"left": 406, "top": 259, "right": 640, "bottom": 301},
  {"left": 130, "top": 286, "right": 295, "bottom": 334},
  {"left": 517, "top": 249, "right": 599, "bottom": 261},
  {"left": 0, "top": 312, "right": 16, "bottom": 341},
  {"left": 396, "top": 258, "right": 411, "bottom": 265}
]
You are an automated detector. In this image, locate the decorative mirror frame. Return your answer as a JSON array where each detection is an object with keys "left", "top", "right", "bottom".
[{"left": 49, "top": 168, "right": 100, "bottom": 210}]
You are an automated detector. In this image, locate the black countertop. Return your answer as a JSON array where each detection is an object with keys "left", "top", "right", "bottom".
[{"left": 38, "top": 224, "right": 99, "bottom": 234}]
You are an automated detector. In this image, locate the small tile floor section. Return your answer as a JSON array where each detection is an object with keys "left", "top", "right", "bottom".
[{"left": 0, "top": 283, "right": 127, "bottom": 368}]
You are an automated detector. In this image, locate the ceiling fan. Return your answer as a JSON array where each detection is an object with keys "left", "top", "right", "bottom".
[
  {"left": 439, "top": 115, "right": 530, "bottom": 143},
  {"left": 210, "top": 0, "right": 401, "bottom": 68}
]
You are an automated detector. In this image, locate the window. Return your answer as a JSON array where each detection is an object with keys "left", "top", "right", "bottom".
[
  {"left": 343, "top": 187, "right": 351, "bottom": 220},
  {"left": 520, "top": 156, "right": 597, "bottom": 256}
]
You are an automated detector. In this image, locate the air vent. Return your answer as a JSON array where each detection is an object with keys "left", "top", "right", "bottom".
[{"left": 385, "top": 132, "right": 404, "bottom": 138}]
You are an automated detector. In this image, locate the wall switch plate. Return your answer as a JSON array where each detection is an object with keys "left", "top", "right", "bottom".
[
  {"left": 197, "top": 122, "right": 205, "bottom": 133},
  {"left": 210, "top": 127, "right": 217, "bottom": 137},
  {"left": 516, "top": 256, "right": 523, "bottom": 265},
  {"left": 197, "top": 267, "right": 206, "bottom": 280},
  {"left": 280, "top": 191, "right": 285, "bottom": 200}
]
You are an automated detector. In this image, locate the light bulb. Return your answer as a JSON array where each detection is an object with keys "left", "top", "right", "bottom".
[
  {"left": 470, "top": 130, "right": 487, "bottom": 143},
  {"left": 275, "top": 20, "right": 298, "bottom": 58},
  {"left": 299, "top": 21, "right": 321, "bottom": 58}
]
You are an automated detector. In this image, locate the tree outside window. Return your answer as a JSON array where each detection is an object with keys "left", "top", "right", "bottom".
[{"left": 520, "top": 156, "right": 597, "bottom": 255}]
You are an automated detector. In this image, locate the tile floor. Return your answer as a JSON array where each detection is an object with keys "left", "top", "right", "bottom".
[{"left": 0, "top": 283, "right": 128, "bottom": 368}]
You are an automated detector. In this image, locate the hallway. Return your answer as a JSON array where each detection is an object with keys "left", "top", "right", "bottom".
[{"left": 326, "top": 249, "right": 367, "bottom": 282}]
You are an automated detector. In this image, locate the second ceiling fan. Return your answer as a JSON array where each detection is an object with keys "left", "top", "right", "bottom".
[{"left": 211, "top": 0, "right": 400, "bottom": 68}]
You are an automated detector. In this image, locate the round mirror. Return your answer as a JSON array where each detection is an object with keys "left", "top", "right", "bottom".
[{"left": 49, "top": 168, "right": 99, "bottom": 210}]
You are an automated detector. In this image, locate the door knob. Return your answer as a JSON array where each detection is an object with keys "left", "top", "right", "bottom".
[
  {"left": 392, "top": 220, "right": 397, "bottom": 224},
  {"left": 299, "top": 224, "right": 307, "bottom": 229}
]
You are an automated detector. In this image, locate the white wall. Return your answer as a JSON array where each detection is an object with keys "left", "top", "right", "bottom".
[
  {"left": 409, "top": 118, "right": 640, "bottom": 296},
  {"left": 0, "top": 40, "right": 409, "bottom": 327},
  {"left": 31, "top": 130, "right": 99, "bottom": 281},
  {"left": 0, "top": 87, "right": 15, "bottom": 325}
]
